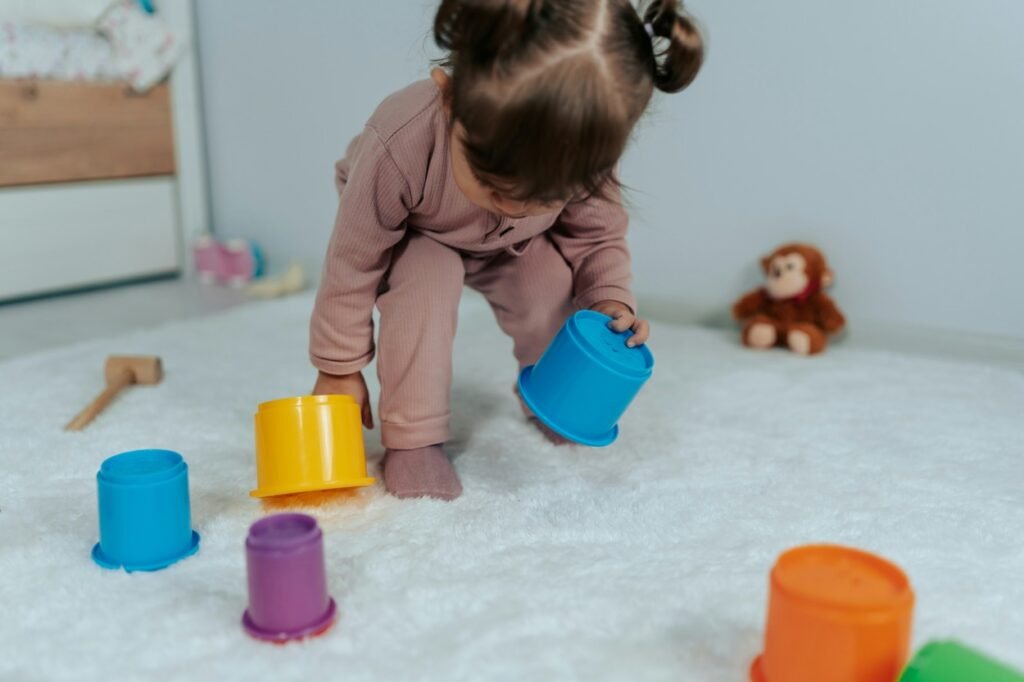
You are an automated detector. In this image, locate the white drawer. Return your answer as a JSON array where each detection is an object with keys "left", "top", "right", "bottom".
[{"left": 0, "top": 177, "right": 180, "bottom": 301}]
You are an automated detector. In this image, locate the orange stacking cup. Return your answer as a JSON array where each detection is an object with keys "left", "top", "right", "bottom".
[
  {"left": 750, "top": 544, "right": 915, "bottom": 682},
  {"left": 251, "top": 395, "right": 374, "bottom": 498}
]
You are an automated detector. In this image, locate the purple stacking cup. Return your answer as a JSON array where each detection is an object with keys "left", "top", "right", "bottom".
[{"left": 242, "top": 513, "right": 337, "bottom": 642}]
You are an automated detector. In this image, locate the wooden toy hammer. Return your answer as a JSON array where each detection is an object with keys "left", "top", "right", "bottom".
[{"left": 65, "top": 356, "right": 164, "bottom": 431}]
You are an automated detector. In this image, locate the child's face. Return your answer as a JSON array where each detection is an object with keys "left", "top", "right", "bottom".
[{"left": 449, "top": 122, "right": 566, "bottom": 219}]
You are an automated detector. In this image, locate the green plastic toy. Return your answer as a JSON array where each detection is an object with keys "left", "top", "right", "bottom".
[{"left": 901, "top": 641, "right": 1024, "bottom": 682}]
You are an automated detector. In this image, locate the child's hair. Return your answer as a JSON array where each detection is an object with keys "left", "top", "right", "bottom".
[{"left": 434, "top": 0, "right": 704, "bottom": 203}]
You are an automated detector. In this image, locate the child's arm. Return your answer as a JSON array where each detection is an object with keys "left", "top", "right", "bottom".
[
  {"left": 310, "top": 130, "right": 413, "bottom": 380},
  {"left": 549, "top": 181, "right": 636, "bottom": 313},
  {"left": 549, "top": 181, "right": 651, "bottom": 345}
]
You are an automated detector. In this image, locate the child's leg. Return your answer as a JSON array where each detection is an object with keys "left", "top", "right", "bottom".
[
  {"left": 466, "top": 236, "right": 576, "bottom": 444},
  {"left": 376, "top": 233, "right": 465, "bottom": 499},
  {"left": 465, "top": 236, "right": 575, "bottom": 369}
]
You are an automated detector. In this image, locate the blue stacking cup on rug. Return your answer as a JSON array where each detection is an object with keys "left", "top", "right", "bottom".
[
  {"left": 518, "top": 310, "right": 654, "bottom": 446},
  {"left": 92, "top": 449, "right": 200, "bottom": 572}
]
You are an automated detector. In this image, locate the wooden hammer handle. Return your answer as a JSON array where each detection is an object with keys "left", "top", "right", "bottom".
[{"left": 65, "top": 369, "right": 134, "bottom": 431}]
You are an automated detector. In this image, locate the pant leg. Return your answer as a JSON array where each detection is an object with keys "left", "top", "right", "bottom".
[
  {"left": 465, "top": 235, "right": 576, "bottom": 369},
  {"left": 376, "top": 232, "right": 465, "bottom": 449}
]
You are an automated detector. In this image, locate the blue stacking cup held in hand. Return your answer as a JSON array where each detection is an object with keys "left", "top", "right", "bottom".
[
  {"left": 518, "top": 310, "right": 654, "bottom": 446},
  {"left": 93, "top": 449, "right": 200, "bottom": 572}
]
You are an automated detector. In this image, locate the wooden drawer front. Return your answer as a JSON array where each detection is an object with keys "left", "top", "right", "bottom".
[{"left": 0, "top": 81, "right": 176, "bottom": 187}]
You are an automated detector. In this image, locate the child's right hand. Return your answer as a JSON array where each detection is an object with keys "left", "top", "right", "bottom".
[{"left": 312, "top": 370, "right": 374, "bottom": 429}]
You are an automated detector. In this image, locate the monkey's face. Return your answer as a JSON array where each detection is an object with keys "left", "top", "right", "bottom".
[{"left": 764, "top": 253, "right": 810, "bottom": 300}]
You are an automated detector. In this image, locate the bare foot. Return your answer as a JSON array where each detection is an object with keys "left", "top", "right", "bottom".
[
  {"left": 514, "top": 384, "right": 573, "bottom": 446},
  {"left": 383, "top": 445, "right": 462, "bottom": 501},
  {"left": 528, "top": 416, "right": 574, "bottom": 446}
]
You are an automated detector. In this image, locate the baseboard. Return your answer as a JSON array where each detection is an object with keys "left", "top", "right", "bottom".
[{"left": 637, "top": 294, "right": 1024, "bottom": 368}]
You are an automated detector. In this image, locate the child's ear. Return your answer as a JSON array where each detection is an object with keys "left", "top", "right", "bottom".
[{"left": 431, "top": 67, "right": 453, "bottom": 116}]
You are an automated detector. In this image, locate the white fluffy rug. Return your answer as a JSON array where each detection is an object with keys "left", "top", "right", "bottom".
[{"left": 1, "top": 292, "right": 1022, "bottom": 681}]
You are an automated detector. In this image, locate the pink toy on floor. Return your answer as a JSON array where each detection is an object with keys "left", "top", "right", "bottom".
[{"left": 193, "top": 235, "right": 264, "bottom": 287}]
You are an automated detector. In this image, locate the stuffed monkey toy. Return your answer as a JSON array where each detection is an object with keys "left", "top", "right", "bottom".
[{"left": 732, "top": 243, "right": 846, "bottom": 355}]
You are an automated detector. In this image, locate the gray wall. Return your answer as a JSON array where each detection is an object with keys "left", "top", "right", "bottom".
[
  {"left": 194, "top": 1, "right": 438, "bottom": 267},
  {"left": 196, "top": 0, "right": 1024, "bottom": 339}
]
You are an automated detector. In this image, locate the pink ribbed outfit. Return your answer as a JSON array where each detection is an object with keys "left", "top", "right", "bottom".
[{"left": 310, "top": 80, "right": 635, "bottom": 449}]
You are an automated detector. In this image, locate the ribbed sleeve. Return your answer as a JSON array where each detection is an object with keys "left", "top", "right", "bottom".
[
  {"left": 550, "top": 181, "right": 637, "bottom": 312},
  {"left": 309, "top": 129, "right": 413, "bottom": 375}
]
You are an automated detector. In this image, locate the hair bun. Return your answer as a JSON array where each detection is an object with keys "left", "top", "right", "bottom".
[
  {"left": 643, "top": 0, "right": 704, "bottom": 93},
  {"left": 435, "top": 0, "right": 545, "bottom": 63}
]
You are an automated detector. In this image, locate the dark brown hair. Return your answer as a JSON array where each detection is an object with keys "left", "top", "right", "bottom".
[{"left": 434, "top": 0, "right": 704, "bottom": 203}]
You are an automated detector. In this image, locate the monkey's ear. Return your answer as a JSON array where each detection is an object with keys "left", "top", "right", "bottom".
[
  {"left": 760, "top": 255, "right": 772, "bottom": 273},
  {"left": 821, "top": 269, "right": 834, "bottom": 287}
]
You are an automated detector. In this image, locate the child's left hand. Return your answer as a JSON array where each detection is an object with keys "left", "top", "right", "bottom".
[{"left": 590, "top": 300, "right": 650, "bottom": 347}]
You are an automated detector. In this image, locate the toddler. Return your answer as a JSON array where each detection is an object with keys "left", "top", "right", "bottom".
[{"left": 310, "top": 0, "right": 703, "bottom": 500}]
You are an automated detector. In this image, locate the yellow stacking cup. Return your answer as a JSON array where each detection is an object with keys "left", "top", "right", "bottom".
[{"left": 251, "top": 395, "right": 375, "bottom": 497}]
